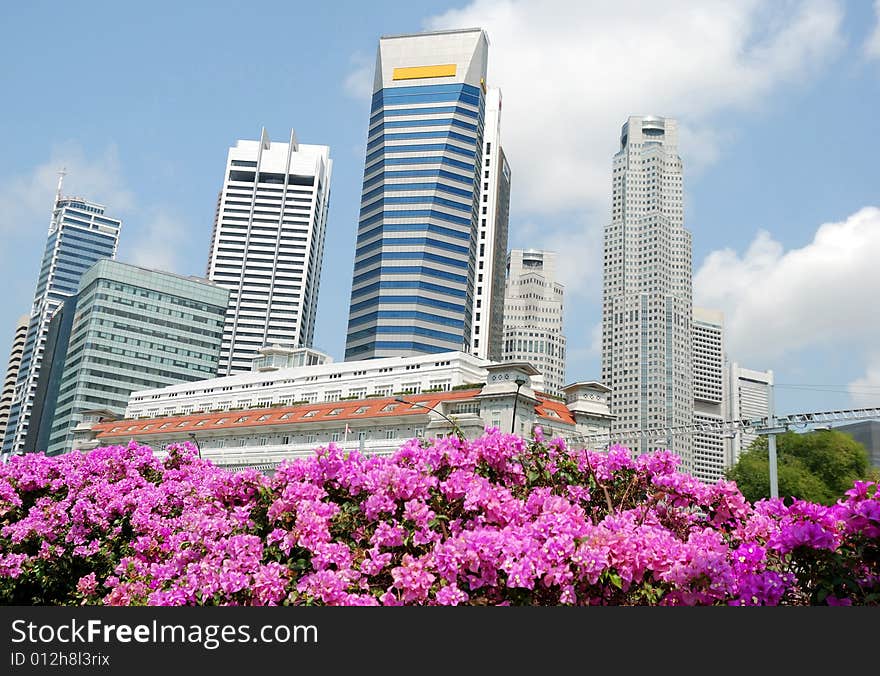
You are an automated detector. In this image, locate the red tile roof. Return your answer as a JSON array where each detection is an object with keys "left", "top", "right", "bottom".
[
  {"left": 534, "top": 395, "right": 576, "bottom": 426},
  {"left": 94, "top": 389, "right": 484, "bottom": 438},
  {"left": 93, "top": 388, "right": 578, "bottom": 439}
]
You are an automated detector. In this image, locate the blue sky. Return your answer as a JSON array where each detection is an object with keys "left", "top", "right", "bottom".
[{"left": 1, "top": 0, "right": 879, "bottom": 417}]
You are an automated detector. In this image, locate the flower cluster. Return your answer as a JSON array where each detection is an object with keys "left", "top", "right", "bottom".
[{"left": 1, "top": 430, "right": 878, "bottom": 606}]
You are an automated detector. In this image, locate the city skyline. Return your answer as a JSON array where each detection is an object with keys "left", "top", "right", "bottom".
[{"left": 1, "top": 1, "right": 879, "bottom": 418}]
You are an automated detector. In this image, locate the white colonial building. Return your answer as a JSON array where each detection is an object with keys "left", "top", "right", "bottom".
[
  {"left": 78, "top": 361, "right": 613, "bottom": 473},
  {"left": 126, "top": 351, "right": 496, "bottom": 419}
]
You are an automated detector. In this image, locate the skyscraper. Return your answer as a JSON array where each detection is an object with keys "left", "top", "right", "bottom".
[
  {"left": 2, "top": 185, "right": 121, "bottom": 453},
  {"left": 345, "top": 28, "right": 489, "bottom": 361},
  {"left": 45, "top": 260, "right": 228, "bottom": 455},
  {"left": 0, "top": 315, "right": 29, "bottom": 448},
  {"left": 692, "top": 307, "right": 725, "bottom": 483},
  {"left": 728, "top": 363, "right": 773, "bottom": 465},
  {"left": 601, "top": 116, "right": 693, "bottom": 466},
  {"left": 502, "top": 250, "right": 566, "bottom": 394},
  {"left": 470, "top": 88, "right": 510, "bottom": 361},
  {"left": 207, "top": 129, "right": 332, "bottom": 376}
]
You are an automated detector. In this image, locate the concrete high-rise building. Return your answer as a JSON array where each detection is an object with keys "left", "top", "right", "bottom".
[
  {"left": 502, "top": 250, "right": 567, "bottom": 394},
  {"left": 728, "top": 363, "right": 773, "bottom": 464},
  {"left": 44, "top": 260, "right": 228, "bottom": 455},
  {"left": 207, "top": 129, "right": 332, "bottom": 376},
  {"left": 601, "top": 116, "right": 693, "bottom": 466},
  {"left": 345, "top": 28, "right": 489, "bottom": 361},
  {"left": 2, "top": 187, "right": 121, "bottom": 453},
  {"left": 0, "top": 315, "right": 29, "bottom": 448},
  {"left": 692, "top": 307, "right": 725, "bottom": 483},
  {"left": 470, "top": 88, "right": 510, "bottom": 361}
]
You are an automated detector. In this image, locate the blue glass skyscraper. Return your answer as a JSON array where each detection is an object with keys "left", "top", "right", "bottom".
[
  {"left": 2, "top": 184, "right": 121, "bottom": 453},
  {"left": 344, "top": 28, "right": 489, "bottom": 360}
]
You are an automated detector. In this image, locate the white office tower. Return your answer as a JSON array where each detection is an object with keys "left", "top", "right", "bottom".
[
  {"left": 692, "top": 308, "right": 725, "bottom": 483},
  {"left": 207, "top": 129, "right": 332, "bottom": 376},
  {"left": 728, "top": 363, "right": 774, "bottom": 464},
  {"left": 601, "top": 116, "right": 693, "bottom": 466},
  {"left": 502, "top": 250, "right": 566, "bottom": 394},
  {"left": 470, "top": 88, "right": 510, "bottom": 361}
]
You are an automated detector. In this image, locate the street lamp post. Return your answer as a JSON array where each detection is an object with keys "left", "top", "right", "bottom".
[
  {"left": 510, "top": 376, "right": 527, "bottom": 434},
  {"left": 394, "top": 397, "right": 464, "bottom": 439},
  {"left": 187, "top": 433, "right": 203, "bottom": 460}
]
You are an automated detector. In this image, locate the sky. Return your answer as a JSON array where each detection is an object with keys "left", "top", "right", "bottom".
[{"left": 0, "top": 0, "right": 879, "bottom": 418}]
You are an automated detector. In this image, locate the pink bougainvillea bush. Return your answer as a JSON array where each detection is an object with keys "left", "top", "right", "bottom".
[{"left": 1, "top": 430, "right": 878, "bottom": 605}]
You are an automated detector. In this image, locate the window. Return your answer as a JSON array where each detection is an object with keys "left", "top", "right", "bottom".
[
  {"left": 380, "top": 404, "right": 397, "bottom": 412},
  {"left": 234, "top": 416, "right": 249, "bottom": 424},
  {"left": 307, "top": 434, "right": 317, "bottom": 443},
  {"left": 414, "top": 427, "right": 425, "bottom": 438},
  {"left": 385, "top": 430, "right": 395, "bottom": 439},
  {"left": 281, "top": 435, "right": 290, "bottom": 445},
  {"left": 358, "top": 431, "right": 367, "bottom": 441},
  {"left": 257, "top": 414, "right": 271, "bottom": 421},
  {"left": 327, "top": 408, "right": 343, "bottom": 416},
  {"left": 214, "top": 418, "right": 228, "bottom": 425},
  {"left": 176, "top": 422, "right": 189, "bottom": 428},
  {"left": 259, "top": 437, "right": 268, "bottom": 446},
  {"left": 354, "top": 406, "right": 370, "bottom": 414},
  {"left": 331, "top": 432, "right": 341, "bottom": 442},
  {"left": 195, "top": 420, "right": 208, "bottom": 426},
  {"left": 303, "top": 410, "right": 319, "bottom": 418}
]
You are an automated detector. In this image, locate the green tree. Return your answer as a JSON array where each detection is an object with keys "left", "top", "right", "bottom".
[{"left": 726, "top": 430, "right": 871, "bottom": 505}]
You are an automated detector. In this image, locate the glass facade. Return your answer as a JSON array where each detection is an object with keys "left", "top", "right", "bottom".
[
  {"left": 45, "top": 260, "right": 229, "bottom": 455},
  {"left": 345, "top": 30, "right": 488, "bottom": 360},
  {"left": 2, "top": 197, "right": 121, "bottom": 453}
]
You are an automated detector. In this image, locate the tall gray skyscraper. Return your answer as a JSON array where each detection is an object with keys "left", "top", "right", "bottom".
[
  {"left": 601, "top": 116, "right": 693, "bottom": 467},
  {"left": 2, "top": 183, "right": 121, "bottom": 454},
  {"left": 206, "top": 129, "right": 332, "bottom": 376},
  {"left": 470, "top": 88, "right": 510, "bottom": 362},
  {"left": 502, "top": 250, "right": 566, "bottom": 394},
  {"left": 344, "top": 28, "right": 489, "bottom": 360}
]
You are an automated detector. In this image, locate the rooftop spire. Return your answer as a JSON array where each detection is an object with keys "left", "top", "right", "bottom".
[{"left": 55, "top": 167, "right": 67, "bottom": 205}]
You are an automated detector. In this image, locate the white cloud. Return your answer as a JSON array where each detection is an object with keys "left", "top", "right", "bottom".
[
  {"left": 866, "top": 1, "right": 880, "bottom": 58},
  {"left": 694, "top": 206, "right": 880, "bottom": 368},
  {"left": 848, "top": 353, "right": 880, "bottom": 407},
  {"left": 121, "top": 210, "right": 189, "bottom": 273},
  {"left": 343, "top": 52, "right": 375, "bottom": 101},
  {"left": 420, "top": 0, "right": 843, "bottom": 215},
  {"left": 0, "top": 143, "right": 133, "bottom": 236}
]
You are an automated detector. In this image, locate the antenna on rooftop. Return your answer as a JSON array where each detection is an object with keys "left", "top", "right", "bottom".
[{"left": 55, "top": 167, "right": 67, "bottom": 205}]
